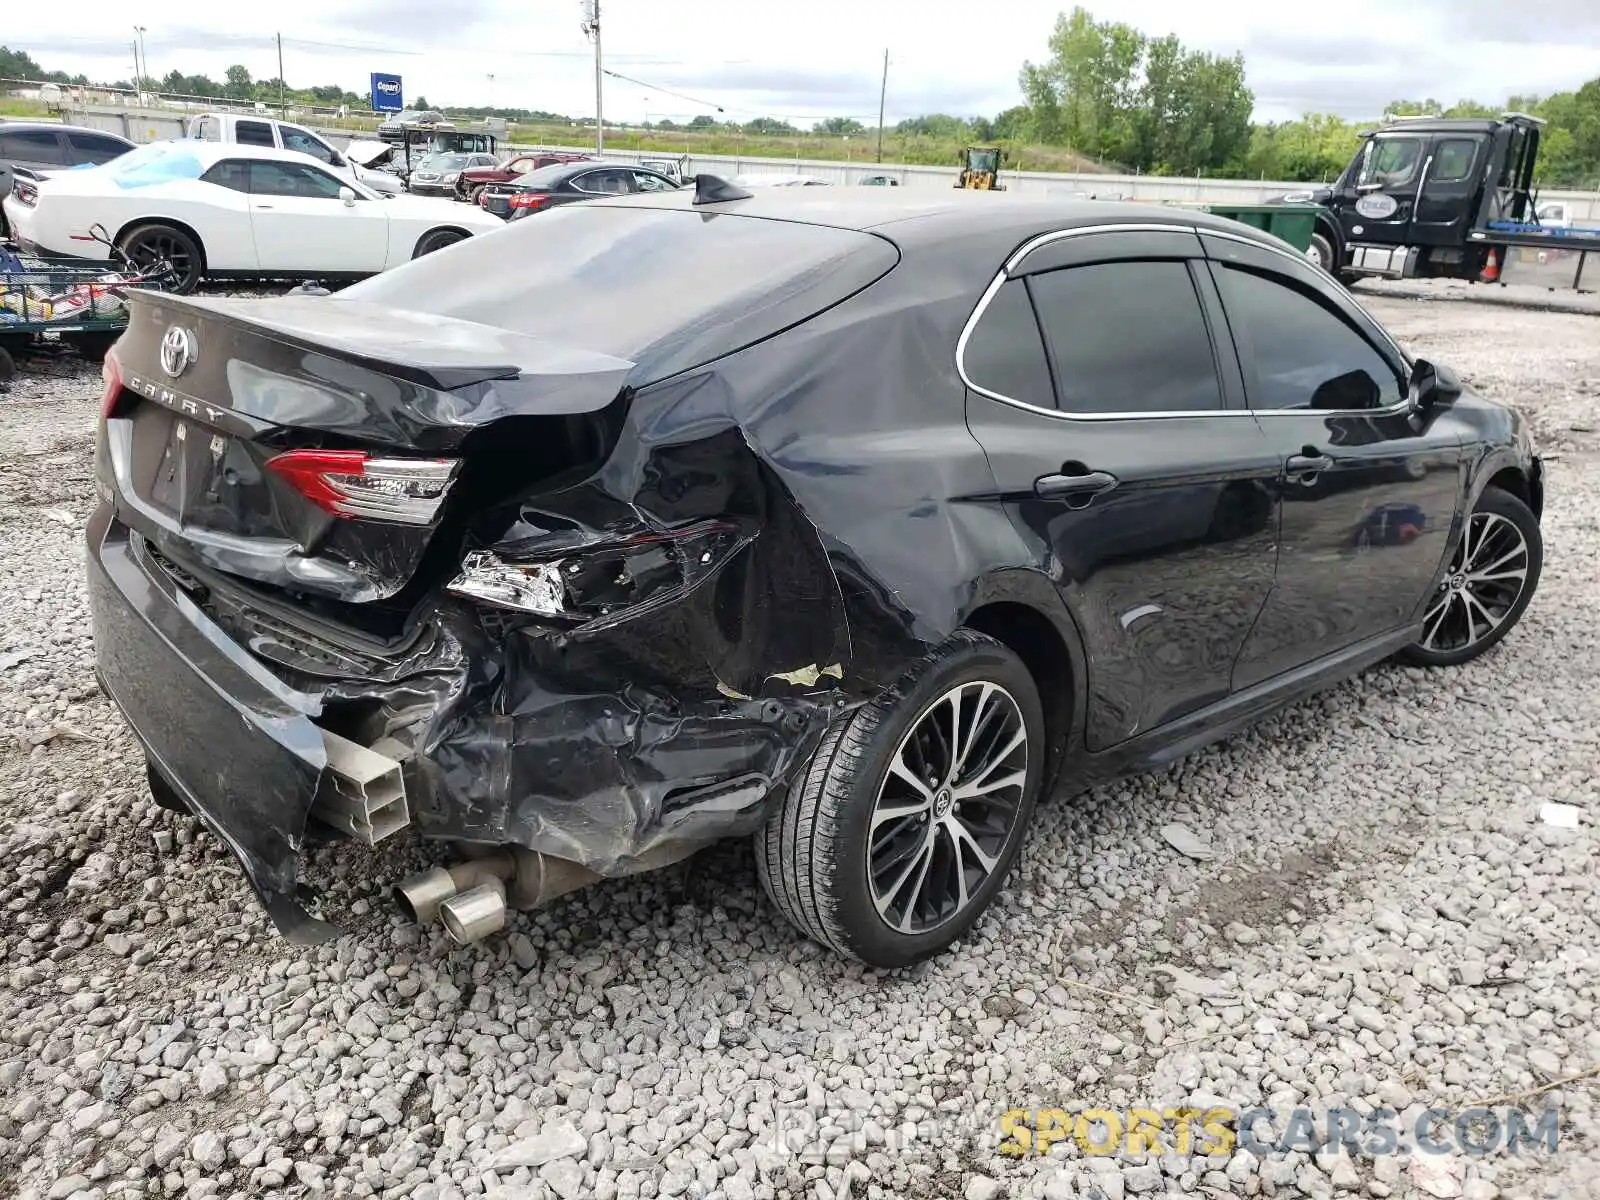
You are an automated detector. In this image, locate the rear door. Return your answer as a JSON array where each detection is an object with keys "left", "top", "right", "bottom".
[
  {"left": 1201, "top": 233, "right": 1465, "bottom": 688},
  {"left": 1332, "top": 132, "right": 1427, "bottom": 248},
  {"left": 961, "top": 228, "right": 1281, "bottom": 750},
  {"left": 246, "top": 160, "right": 389, "bottom": 273}
]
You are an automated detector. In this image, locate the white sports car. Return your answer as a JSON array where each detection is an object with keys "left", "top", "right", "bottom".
[{"left": 2, "top": 140, "right": 506, "bottom": 293}]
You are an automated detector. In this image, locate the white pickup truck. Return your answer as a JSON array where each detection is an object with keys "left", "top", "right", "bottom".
[{"left": 183, "top": 113, "right": 402, "bottom": 196}]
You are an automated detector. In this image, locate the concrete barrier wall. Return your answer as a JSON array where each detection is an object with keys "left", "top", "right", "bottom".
[{"left": 66, "top": 104, "right": 1600, "bottom": 219}]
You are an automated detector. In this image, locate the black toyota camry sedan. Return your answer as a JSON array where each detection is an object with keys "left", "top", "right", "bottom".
[{"left": 87, "top": 181, "right": 1543, "bottom": 966}]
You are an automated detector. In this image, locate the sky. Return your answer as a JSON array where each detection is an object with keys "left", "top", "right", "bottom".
[{"left": 8, "top": 0, "right": 1600, "bottom": 128}]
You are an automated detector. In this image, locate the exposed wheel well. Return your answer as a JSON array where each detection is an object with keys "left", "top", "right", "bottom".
[
  {"left": 413, "top": 226, "right": 472, "bottom": 257},
  {"left": 115, "top": 217, "right": 207, "bottom": 269},
  {"left": 962, "top": 601, "right": 1073, "bottom": 791},
  {"left": 1485, "top": 465, "right": 1541, "bottom": 519}
]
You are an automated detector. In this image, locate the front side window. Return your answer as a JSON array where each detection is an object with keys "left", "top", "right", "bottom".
[
  {"left": 66, "top": 133, "right": 131, "bottom": 164},
  {"left": 236, "top": 121, "right": 276, "bottom": 148},
  {"left": 1215, "top": 265, "right": 1403, "bottom": 411},
  {"left": 1431, "top": 139, "right": 1478, "bottom": 184},
  {"left": 632, "top": 170, "right": 677, "bottom": 193},
  {"left": 249, "top": 161, "right": 345, "bottom": 199},
  {"left": 282, "top": 127, "right": 337, "bottom": 165},
  {"left": 1027, "top": 260, "right": 1224, "bottom": 415},
  {"left": 963, "top": 278, "right": 1054, "bottom": 409},
  {"left": 1358, "top": 137, "right": 1423, "bottom": 189}
]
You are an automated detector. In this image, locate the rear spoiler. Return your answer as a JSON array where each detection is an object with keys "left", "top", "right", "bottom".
[{"left": 126, "top": 291, "right": 636, "bottom": 398}]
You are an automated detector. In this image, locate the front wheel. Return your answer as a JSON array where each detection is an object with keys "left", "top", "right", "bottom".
[
  {"left": 758, "top": 630, "right": 1044, "bottom": 968},
  {"left": 1307, "top": 232, "right": 1336, "bottom": 274},
  {"left": 1400, "top": 486, "right": 1542, "bottom": 667}
]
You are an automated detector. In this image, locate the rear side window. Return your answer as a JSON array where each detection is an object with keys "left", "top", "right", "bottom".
[
  {"left": 0, "top": 130, "right": 65, "bottom": 165},
  {"left": 337, "top": 205, "right": 899, "bottom": 384},
  {"left": 963, "top": 279, "right": 1054, "bottom": 409},
  {"left": 236, "top": 121, "right": 276, "bottom": 148},
  {"left": 201, "top": 160, "right": 251, "bottom": 192},
  {"left": 1027, "top": 260, "right": 1224, "bottom": 415},
  {"left": 66, "top": 132, "right": 130, "bottom": 164},
  {"left": 572, "top": 168, "right": 634, "bottom": 195},
  {"left": 1214, "top": 265, "right": 1403, "bottom": 411}
]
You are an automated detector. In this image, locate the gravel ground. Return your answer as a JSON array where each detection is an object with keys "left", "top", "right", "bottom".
[{"left": 1, "top": 288, "right": 1597, "bottom": 1200}]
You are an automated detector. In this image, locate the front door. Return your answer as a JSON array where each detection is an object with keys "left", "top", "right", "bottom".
[
  {"left": 961, "top": 230, "right": 1280, "bottom": 751},
  {"left": 1332, "top": 132, "right": 1428, "bottom": 249},
  {"left": 1412, "top": 135, "right": 1485, "bottom": 246},
  {"left": 1199, "top": 234, "right": 1466, "bottom": 689},
  {"left": 246, "top": 160, "right": 389, "bottom": 274}
]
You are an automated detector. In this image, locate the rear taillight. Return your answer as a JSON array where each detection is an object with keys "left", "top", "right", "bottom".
[
  {"left": 448, "top": 520, "right": 747, "bottom": 627},
  {"left": 508, "top": 192, "right": 552, "bottom": 211},
  {"left": 265, "top": 449, "right": 460, "bottom": 525},
  {"left": 100, "top": 350, "right": 124, "bottom": 418}
]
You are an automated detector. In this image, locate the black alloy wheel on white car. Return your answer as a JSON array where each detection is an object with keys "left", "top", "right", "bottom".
[{"left": 759, "top": 630, "right": 1044, "bottom": 968}]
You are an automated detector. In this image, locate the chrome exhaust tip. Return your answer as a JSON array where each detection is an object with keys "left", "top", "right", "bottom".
[
  {"left": 392, "top": 867, "right": 458, "bottom": 925},
  {"left": 439, "top": 882, "right": 508, "bottom": 944}
]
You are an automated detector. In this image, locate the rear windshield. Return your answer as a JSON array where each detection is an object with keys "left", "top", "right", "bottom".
[{"left": 336, "top": 203, "right": 899, "bottom": 384}]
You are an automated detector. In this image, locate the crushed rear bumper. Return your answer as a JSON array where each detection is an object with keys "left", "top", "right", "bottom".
[{"left": 87, "top": 502, "right": 833, "bottom": 942}]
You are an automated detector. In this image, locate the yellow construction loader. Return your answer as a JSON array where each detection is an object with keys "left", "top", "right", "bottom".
[{"left": 955, "top": 146, "right": 1005, "bottom": 190}]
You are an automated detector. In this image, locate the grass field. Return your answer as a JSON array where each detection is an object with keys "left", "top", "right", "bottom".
[{"left": 2, "top": 95, "right": 1115, "bottom": 174}]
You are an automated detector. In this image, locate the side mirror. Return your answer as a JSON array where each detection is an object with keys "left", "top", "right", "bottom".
[
  {"left": 339, "top": 186, "right": 356, "bottom": 207},
  {"left": 1410, "top": 359, "right": 1461, "bottom": 416}
]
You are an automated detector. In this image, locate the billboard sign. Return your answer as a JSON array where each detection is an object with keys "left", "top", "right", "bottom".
[{"left": 370, "top": 73, "right": 404, "bottom": 113}]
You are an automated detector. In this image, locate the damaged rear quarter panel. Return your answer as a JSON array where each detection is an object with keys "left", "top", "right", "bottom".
[{"left": 322, "top": 246, "right": 1017, "bottom": 875}]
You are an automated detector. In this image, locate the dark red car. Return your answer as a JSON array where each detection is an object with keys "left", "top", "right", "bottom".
[{"left": 455, "top": 151, "right": 592, "bottom": 201}]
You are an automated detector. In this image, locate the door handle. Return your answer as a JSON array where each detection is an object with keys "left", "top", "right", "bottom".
[
  {"left": 1286, "top": 448, "right": 1334, "bottom": 477},
  {"left": 1034, "top": 467, "right": 1119, "bottom": 499}
]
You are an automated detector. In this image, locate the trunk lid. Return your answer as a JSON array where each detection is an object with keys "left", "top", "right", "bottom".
[{"left": 102, "top": 291, "right": 633, "bottom": 605}]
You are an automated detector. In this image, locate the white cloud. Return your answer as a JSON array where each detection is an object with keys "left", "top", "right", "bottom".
[{"left": 8, "top": 0, "right": 1598, "bottom": 126}]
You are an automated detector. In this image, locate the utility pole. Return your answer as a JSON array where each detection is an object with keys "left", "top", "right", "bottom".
[
  {"left": 875, "top": 49, "right": 888, "bottom": 164},
  {"left": 133, "top": 27, "right": 148, "bottom": 97},
  {"left": 277, "top": 33, "right": 286, "bottom": 118},
  {"left": 129, "top": 41, "right": 141, "bottom": 101},
  {"left": 580, "top": 0, "right": 603, "bottom": 153}
]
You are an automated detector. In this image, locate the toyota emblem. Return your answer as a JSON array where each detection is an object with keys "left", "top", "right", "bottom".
[{"left": 159, "top": 326, "right": 197, "bottom": 378}]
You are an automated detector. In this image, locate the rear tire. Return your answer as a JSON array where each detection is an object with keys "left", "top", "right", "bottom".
[
  {"left": 413, "top": 229, "right": 466, "bottom": 258},
  {"left": 757, "top": 630, "right": 1044, "bottom": 968},
  {"left": 1399, "top": 486, "right": 1541, "bottom": 668},
  {"left": 117, "top": 223, "right": 203, "bottom": 294}
]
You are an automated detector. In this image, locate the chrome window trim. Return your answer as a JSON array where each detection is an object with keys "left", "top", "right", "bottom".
[{"left": 956, "top": 221, "right": 1414, "bottom": 423}]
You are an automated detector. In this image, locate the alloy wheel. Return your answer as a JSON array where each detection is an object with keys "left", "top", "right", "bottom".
[
  {"left": 124, "top": 231, "right": 194, "bottom": 291},
  {"left": 1420, "top": 509, "right": 1531, "bottom": 653},
  {"left": 867, "top": 681, "right": 1028, "bottom": 935}
]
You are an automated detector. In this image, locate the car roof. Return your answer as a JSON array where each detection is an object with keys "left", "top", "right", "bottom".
[
  {"left": 1370, "top": 117, "right": 1508, "bottom": 135},
  {"left": 129, "top": 139, "right": 339, "bottom": 167},
  {"left": 0, "top": 120, "right": 133, "bottom": 142},
  {"left": 577, "top": 187, "right": 1300, "bottom": 258}
]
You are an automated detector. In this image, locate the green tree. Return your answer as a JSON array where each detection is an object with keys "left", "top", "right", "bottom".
[
  {"left": 223, "top": 64, "right": 252, "bottom": 101},
  {"left": 743, "top": 117, "right": 797, "bottom": 136},
  {"left": 817, "top": 116, "right": 866, "bottom": 135},
  {"left": 688, "top": 114, "right": 717, "bottom": 129}
]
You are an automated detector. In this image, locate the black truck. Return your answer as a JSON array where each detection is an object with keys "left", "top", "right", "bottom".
[{"left": 1281, "top": 112, "right": 1599, "bottom": 289}]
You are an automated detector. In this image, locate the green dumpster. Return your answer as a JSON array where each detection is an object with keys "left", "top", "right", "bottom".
[{"left": 1190, "top": 202, "right": 1320, "bottom": 253}]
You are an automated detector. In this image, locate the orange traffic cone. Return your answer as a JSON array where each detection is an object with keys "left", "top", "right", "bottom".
[{"left": 1480, "top": 248, "right": 1500, "bottom": 283}]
